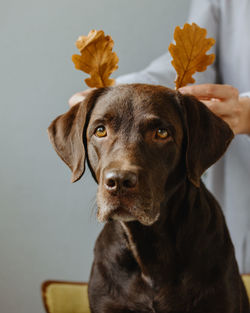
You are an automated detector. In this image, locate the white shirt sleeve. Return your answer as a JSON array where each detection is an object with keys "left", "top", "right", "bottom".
[
  {"left": 240, "top": 92, "right": 250, "bottom": 140},
  {"left": 240, "top": 92, "right": 250, "bottom": 98},
  {"left": 116, "top": 50, "right": 176, "bottom": 88}
]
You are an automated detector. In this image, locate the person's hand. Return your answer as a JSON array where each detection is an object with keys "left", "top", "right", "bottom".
[
  {"left": 68, "top": 89, "right": 95, "bottom": 107},
  {"left": 179, "top": 84, "right": 250, "bottom": 135}
]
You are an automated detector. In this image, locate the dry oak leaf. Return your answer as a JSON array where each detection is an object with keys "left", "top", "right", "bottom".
[
  {"left": 168, "top": 23, "right": 215, "bottom": 89},
  {"left": 72, "top": 30, "right": 119, "bottom": 88}
]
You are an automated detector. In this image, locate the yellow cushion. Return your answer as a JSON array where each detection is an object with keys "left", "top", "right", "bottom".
[{"left": 42, "top": 276, "right": 250, "bottom": 313}]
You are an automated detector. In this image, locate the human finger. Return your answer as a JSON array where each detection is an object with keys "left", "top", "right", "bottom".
[
  {"left": 201, "top": 99, "right": 233, "bottom": 116},
  {"left": 179, "top": 84, "right": 238, "bottom": 100},
  {"left": 68, "top": 89, "right": 95, "bottom": 107}
]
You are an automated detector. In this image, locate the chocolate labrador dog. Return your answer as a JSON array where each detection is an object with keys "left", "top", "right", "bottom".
[{"left": 48, "top": 84, "right": 249, "bottom": 313}]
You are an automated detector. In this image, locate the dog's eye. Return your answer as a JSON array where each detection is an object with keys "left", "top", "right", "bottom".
[
  {"left": 155, "top": 128, "right": 168, "bottom": 139},
  {"left": 95, "top": 126, "right": 107, "bottom": 138}
]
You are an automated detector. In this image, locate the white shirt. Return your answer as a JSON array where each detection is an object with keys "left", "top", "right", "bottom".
[{"left": 117, "top": 0, "right": 250, "bottom": 273}]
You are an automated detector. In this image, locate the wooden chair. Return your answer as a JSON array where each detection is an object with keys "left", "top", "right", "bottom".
[{"left": 42, "top": 275, "right": 250, "bottom": 313}]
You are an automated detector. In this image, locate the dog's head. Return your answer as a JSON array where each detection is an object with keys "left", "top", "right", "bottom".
[{"left": 48, "top": 84, "right": 233, "bottom": 225}]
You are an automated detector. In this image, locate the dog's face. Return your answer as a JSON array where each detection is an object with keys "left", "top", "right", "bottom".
[
  {"left": 86, "top": 85, "right": 184, "bottom": 225},
  {"left": 48, "top": 84, "right": 233, "bottom": 225}
]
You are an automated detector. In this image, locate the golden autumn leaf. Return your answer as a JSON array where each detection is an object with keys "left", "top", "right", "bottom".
[
  {"left": 72, "top": 30, "right": 119, "bottom": 88},
  {"left": 168, "top": 23, "right": 215, "bottom": 89}
]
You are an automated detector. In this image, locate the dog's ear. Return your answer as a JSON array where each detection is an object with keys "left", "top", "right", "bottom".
[
  {"left": 48, "top": 88, "right": 106, "bottom": 183},
  {"left": 177, "top": 93, "right": 234, "bottom": 187}
]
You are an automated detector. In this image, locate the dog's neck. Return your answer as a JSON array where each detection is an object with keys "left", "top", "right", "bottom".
[{"left": 119, "top": 178, "right": 224, "bottom": 287}]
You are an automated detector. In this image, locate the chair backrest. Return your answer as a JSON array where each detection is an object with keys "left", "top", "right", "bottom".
[
  {"left": 41, "top": 281, "right": 90, "bottom": 313},
  {"left": 42, "top": 276, "right": 250, "bottom": 313},
  {"left": 242, "top": 274, "right": 250, "bottom": 299}
]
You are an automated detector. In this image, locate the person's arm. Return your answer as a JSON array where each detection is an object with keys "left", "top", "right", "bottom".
[
  {"left": 116, "top": 53, "right": 176, "bottom": 87},
  {"left": 181, "top": 1, "right": 250, "bottom": 136}
]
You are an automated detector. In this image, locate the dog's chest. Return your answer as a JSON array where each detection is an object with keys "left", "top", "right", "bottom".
[{"left": 120, "top": 222, "right": 198, "bottom": 312}]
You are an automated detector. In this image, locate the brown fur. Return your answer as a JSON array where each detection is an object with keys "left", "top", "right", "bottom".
[{"left": 48, "top": 84, "right": 250, "bottom": 313}]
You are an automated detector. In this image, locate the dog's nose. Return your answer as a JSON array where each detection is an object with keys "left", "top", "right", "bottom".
[{"left": 104, "top": 170, "right": 138, "bottom": 192}]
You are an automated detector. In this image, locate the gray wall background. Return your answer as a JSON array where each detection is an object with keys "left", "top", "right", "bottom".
[{"left": 0, "top": 1, "right": 191, "bottom": 312}]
